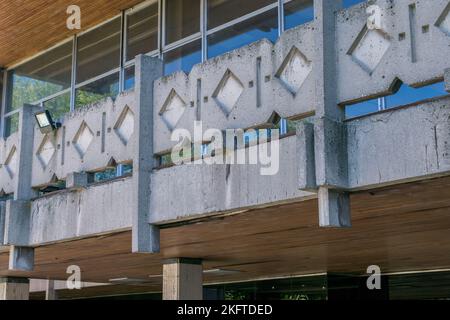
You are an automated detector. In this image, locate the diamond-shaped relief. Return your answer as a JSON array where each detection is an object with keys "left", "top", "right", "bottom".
[
  {"left": 73, "top": 122, "right": 94, "bottom": 158},
  {"left": 348, "top": 27, "right": 391, "bottom": 74},
  {"left": 114, "top": 105, "right": 135, "bottom": 145},
  {"left": 436, "top": 3, "right": 450, "bottom": 36},
  {"left": 160, "top": 89, "right": 186, "bottom": 131},
  {"left": 213, "top": 69, "right": 244, "bottom": 116},
  {"left": 36, "top": 135, "right": 56, "bottom": 169},
  {"left": 276, "top": 47, "right": 312, "bottom": 95},
  {"left": 4, "top": 146, "right": 17, "bottom": 178}
]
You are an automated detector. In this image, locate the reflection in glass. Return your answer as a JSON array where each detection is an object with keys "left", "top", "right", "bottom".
[
  {"left": 165, "top": 0, "right": 200, "bottom": 44},
  {"left": 75, "top": 72, "right": 119, "bottom": 108},
  {"left": 43, "top": 92, "right": 71, "bottom": 120},
  {"left": 76, "top": 18, "right": 121, "bottom": 84},
  {"left": 164, "top": 40, "right": 202, "bottom": 75},
  {"left": 284, "top": 0, "right": 314, "bottom": 31},
  {"left": 4, "top": 113, "right": 19, "bottom": 137},
  {"left": 126, "top": 3, "right": 159, "bottom": 61},
  {"left": 7, "top": 41, "right": 73, "bottom": 112},
  {"left": 208, "top": 9, "right": 278, "bottom": 59},
  {"left": 124, "top": 66, "right": 135, "bottom": 91},
  {"left": 207, "top": 0, "right": 276, "bottom": 29}
]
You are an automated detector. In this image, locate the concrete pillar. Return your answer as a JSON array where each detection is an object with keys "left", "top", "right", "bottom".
[
  {"left": 66, "top": 172, "right": 88, "bottom": 189},
  {"left": 297, "top": 121, "right": 316, "bottom": 191},
  {"left": 45, "top": 280, "right": 58, "bottom": 300},
  {"left": 132, "top": 55, "right": 163, "bottom": 253},
  {"left": 327, "top": 273, "right": 389, "bottom": 300},
  {"left": 163, "top": 258, "right": 203, "bottom": 300},
  {"left": 4, "top": 105, "right": 40, "bottom": 268},
  {"left": 312, "top": 0, "right": 351, "bottom": 227},
  {"left": 445, "top": 68, "right": 450, "bottom": 93},
  {"left": 0, "top": 277, "right": 30, "bottom": 300}
]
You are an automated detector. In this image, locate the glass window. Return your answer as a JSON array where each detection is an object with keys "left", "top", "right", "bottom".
[
  {"left": 4, "top": 113, "right": 19, "bottom": 138},
  {"left": 164, "top": 40, "right": 202, "bottom": 75},
  {"left": 6, "top": 41, "right": 73, "bottom": 112},
  {"left": 0, "top": 70, "right": 3, "bottom": 112},
  {"left": 75, "top": 72, "right": 119, "bottom": 108},
  {"left": 165, "top": 0, "right": 200, "bottom": 44},
  {"left": 343, "top": 0, "right": 366, "bottom": 8},
  {"left": 126, "top": 3, "right": 159, "bottom": 61},
  {"left": 207, "top": 0, "right": 276, "bottom": 29},
  {"left": 43, "top": 92, "right": 71, "bottom": 120},
  {"left": 284, "top": 0, "right": 314, "bottom": 31},
  {"left": 76, "top": 17, "right": 121, "bottom": 84},
  {"left": 208, "top": 8, "right": 278, "bottom": 59},
  {"left": 124, "top": 66, "right": 135, "bottom": 91}
]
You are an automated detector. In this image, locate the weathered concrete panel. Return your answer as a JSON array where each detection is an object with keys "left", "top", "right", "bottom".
[
  {"left": 29, "top": 178, "right": 133, "bottom": 245},
  {"left": 0, "top": 133, "right": 19, "bottom": 195},
  {"left": 347, "top": 96, "right": 450, "bottom": 189},
  {"left": 150, "top": 136, "right": 315, "bottom": 223}
]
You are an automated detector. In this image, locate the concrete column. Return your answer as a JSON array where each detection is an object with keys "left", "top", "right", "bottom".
[
  {"left": 163, "top": 258, "right": 203, "bottom": 300},
  {"left": 45, "top": 280, "right": 58, "bottom": 300},
  {"left": 0, "top": 277, "right": 30, "bottom": 300},
  {"left": 312, "top": 0, "right": 350, "bottom": 227},
  {"left": 445, "top": 68, "right": 450, "bottom": 93},
  {"left": 4, "top": 105, "right": 40, "bottom": 269},
  {"left": 132, "top": 55, "right": 163, "bottom": 253},
  {"left": 66, "top": 172, "right": 88, "bottom": 189}
]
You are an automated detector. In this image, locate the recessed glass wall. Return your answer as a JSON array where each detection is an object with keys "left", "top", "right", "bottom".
[{"left": 1, "top": 0, "right": 319, "bottom": 137}]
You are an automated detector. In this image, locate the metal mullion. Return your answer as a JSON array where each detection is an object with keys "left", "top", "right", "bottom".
[
  {"left": 206, "top": 2, "right": 278, "bottom": 36},
  {"left": 70, "top": 35, "right": 77, "bottom": 112},
  {"left": 158, "top": 0, "right": 163, "bottom": 58},
  {"left": 0, "top": 70, "right": 7, "bottom": 137},
  {"left": 201, "top": 0, "right": 208, "bottom": 62},
  {"left": 162, "top": 33, "right": 202, "bottom": 52},
  {"left": 74, "top": 67, "right": 121, "bottom": 89},
  {"left": 161, "top": 0, "right": 167, "bottom": 51},
  {"left": 32, "top": 88, "right": 72, "bottom": 107},
  {"left": 278, "top": 0, "right": 285, "bottom": 35},
  {"left": 4, "top": 109, "right": 20, "bottom": 118},
  {"left": 119, "top": 11, "right": 126, "bottom": 93}
]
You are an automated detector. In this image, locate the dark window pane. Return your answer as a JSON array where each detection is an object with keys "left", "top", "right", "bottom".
[
  {"left": 75, "top": 72, "right": 119, "bottom": 108},
  {"left": 284, "top": 0, "right": 314, "bottom": 31},
  {"left": 124, "top": 66, "right": 135, "bottom": 91},
  {"left": 5, "top": 113, "right": 19, "bottom": 137},
  {"left": 7, "top": 41, "right": 73, "bottom": 112},
  {"left": 343, "top": 0, "right": 366, "bottom": 8},
  {"left": 165, "top": 0, "right": 200, "bottom": 44},
  {"left": 43, "top": 92, "right": 71, "bottom": 120},
  {"left": 0, "top": 70, "right": 3, "bottom": 112},
  {"left": 76, "top": 18, "right": 121, "bottom": 84},
  {"left": 126, "top": 3, "right": 159, "bottom": 61},
  {"left": 164, "top": 40, "right": 201, "bottom": 75},
  {"left": 208, "top": 8, "right": 278, "bottom": 59},
  {"left": 208, "top": 0, "right": 276, "bottom": 29}
]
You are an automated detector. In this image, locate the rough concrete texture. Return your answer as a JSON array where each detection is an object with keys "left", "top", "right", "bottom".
[
  {"left": 150, "top": 136, "right": 315, "bottom": 224},
  {"left": 0, "top": 132, "right": 19, "bottom": 194},
  {"left": 337, "top": 0, "right": 450, "bottom": 103},
  {"left": 31, "top": 92, "right": 136, "bottom": 187},
  {"left": 29, "top": 177, "right": 132, "bottom": 245},
  {"left": 318, "top": 187, "right": 351, "bottom": 227},
  {"left": 297, "top": 121, "right": 317, "bottom": 191},
  {"left": 4, "top": 200, "right": 31, "bottom": 246},
  {"left": 347, "top": 96, "right": 450, "bottom": 189},
  {"left": 0, "top": 202, "right": 5, "bottom": 245}
]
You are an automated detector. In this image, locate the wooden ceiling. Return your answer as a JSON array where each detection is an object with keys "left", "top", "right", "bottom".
[
  {"left": 2, "top": 176, "right": 450, "bottom": 298},
  {"left": 0, "top": 0, "right": 145, "bottom": 68}
]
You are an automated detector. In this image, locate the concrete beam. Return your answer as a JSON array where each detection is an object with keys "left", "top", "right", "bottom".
[
  {"left": 163, "top": 258, "right": 203, "bottom": 300},
  {"left": 66, "top": 172, "right": 88, "bottom": 189},
  {"left": 8, "top": 246, "right": 34, "bottom": 271},
  {"left": 4, "top": 200, "right": 31, "bottom": 246},
  {"left": 132, "top": 55, "right": 163, "bottom": 253},
  {"left": 318, "top": 187, "right": 351, "bottom": 227},
  {"left": 445, "top": 68, "right": 450, "bottom": 93},
  {"left": 0, "top": 277, "right": 30, "bottom": 300}
]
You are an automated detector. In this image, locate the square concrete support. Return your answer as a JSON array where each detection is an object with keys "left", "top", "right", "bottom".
[
  {"left": 0, "top": 277, "right": 30, "bottom": 300},
  {"left": 9, "top": 245, "right": 34, "bottom": 271},
  {"left": 0, "top": 202, "right": 5, "bottom": 245},
  {"left": 132, "top": 55, "right": 163, "bottom": 253},
  {"left": 445, "top": 68, "right": 450, "bottom": 93},
  {"left": 45, "top": 280, "right": 57, "bottom": 300},
  {"left": 163, "top": 258, "right": 203, "bottom": 300},
  {"left": 66, "top": 172, "right": 88, "bottom": 189},
  {"left": 297, "top": 121, "right": 317, "bottom": 191},
  {"left": 318, "top": 187, "right": 351, "bottom": 227},
  {"left": 4, "top": 200, "right": 31, "bottom": 246}
]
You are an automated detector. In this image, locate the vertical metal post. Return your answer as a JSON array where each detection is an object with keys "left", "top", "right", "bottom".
[{"left": 70, "top": 35, "right": 77, "bottom": 112}]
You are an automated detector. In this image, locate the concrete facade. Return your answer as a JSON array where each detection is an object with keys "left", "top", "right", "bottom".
[{"left": 0, "top": 0, "right": 449, "bottom": 299}]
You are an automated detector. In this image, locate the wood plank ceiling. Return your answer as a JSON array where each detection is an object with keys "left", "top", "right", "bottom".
[{"left": 0, "top": 0, "right": 145, "bottom": 68}]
